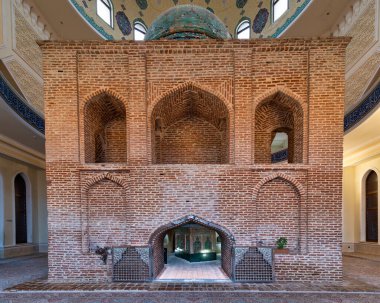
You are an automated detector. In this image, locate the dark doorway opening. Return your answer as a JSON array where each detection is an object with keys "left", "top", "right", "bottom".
[
  {"left": 366, "top": 170, "right": 378, "bottom": 242},
  {"left": 14, "top": 174, "right": 27, "bottom": 244}
]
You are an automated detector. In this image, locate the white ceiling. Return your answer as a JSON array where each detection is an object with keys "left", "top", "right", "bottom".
[
  {"left": 32, "top": 0, "right": 102, "bottom": 40},
  {"left": 282, "top": 0, "right": 356, "bottom": 38}
]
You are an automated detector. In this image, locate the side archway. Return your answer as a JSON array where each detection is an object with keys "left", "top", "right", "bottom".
[
  {"left": 13, "top": 173, "right": 32, "bottom": 244},
  {"left": 361, "top": 169, "right": 380, "bottom": 243},
  {"left": 254, "top": 88, "right": 304, "bottom": 164},
  {"left": 84, "top": 90, "right": 127, "bottom": 163}
]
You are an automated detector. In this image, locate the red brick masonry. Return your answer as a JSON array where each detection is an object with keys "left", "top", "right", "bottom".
[{"left": 39, "top": 38, "right": 349, "bottom": 282}]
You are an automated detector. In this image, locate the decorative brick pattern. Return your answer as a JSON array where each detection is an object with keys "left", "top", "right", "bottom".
[{"left": 40, "top": 38, "right": 348, "bottom": 283}]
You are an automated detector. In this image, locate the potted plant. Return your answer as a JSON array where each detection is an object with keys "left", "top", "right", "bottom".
[{"left": 275, "top": 237, "right": 289, "bottom": 254}]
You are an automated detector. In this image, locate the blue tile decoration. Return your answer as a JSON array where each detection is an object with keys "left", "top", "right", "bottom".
[
  {"left": 116, "top": 11, "right": 132, "bottom": 36},
  {"left": 236, "top": 0, "right": 248, "bottom": 9},
  {"left": 344, "top": 82, "right": 380, "bottom": 132},
  {"left": 271, "top": 0, "right": 312, "bottom": 38},
  {"left": 69, "top": 0, "right": 114, "bottom": 40},
  {"left": 145, "top": 5, "right": 231, "bottom": 40},
  {"left": 136, "top": 0, "right": 148, "bottom": 10},
  {"left": 0, "top": 74, "right": 44, "bottom": 134},
  {"left": 271, "top": 149, "right": 288, "bottom": 163},
  {"left": 253, "top": 8, "right": 269, "bottom": 33}
]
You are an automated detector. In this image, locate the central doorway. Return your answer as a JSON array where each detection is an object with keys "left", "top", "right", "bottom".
[
  {"left": 157, "top": 223, "right": 228, "bottom": 281},
  {"left": 150, "top": 215, "right": 235, "bottom": 281}
]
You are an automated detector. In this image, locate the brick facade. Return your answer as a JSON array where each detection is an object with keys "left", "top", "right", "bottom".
[{"left": 40, "top": 38, "right": 349, "bottom": 282}]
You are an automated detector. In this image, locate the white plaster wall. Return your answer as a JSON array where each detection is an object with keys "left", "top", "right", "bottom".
[
  {"left": 343, "top": 155, "right": 380, "bottom": 250},
  {"left": 0, "top": 154, "right": 47, "bottom": 250}
]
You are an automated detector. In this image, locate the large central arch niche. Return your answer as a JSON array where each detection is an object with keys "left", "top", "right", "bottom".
[
  {"left": 149, "top": 215, "right": 235, "bottom": 280},
  {"left": 151, "top": 84, "right": 230, "bottom": 164}
]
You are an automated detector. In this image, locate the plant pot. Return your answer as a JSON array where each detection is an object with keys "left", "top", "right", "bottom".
[{"left": 275, "top": 248, "right": 289, "bottom": 254}]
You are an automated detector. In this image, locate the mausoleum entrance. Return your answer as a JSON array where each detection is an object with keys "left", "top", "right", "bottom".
[{"left": 149, "top": 216, "right": 235, "bottom": 281}]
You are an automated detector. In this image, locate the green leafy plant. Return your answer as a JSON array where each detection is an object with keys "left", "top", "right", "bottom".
[{"left": 276, "top": 237, "right": 288, "bottom": 249}]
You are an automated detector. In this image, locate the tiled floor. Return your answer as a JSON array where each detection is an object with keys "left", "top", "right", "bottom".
[{"left": 157, "top": 255, "right": 229, "bottom": 281}]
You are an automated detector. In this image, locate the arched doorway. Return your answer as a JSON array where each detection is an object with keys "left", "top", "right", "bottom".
[
  {"left": 366, "top": 170, "right": 378, "bottom": 242},
  {"left": 14, "top": 174, "right": 27, "bottom": 244},
  {"left": 149, "top": 215, "right": 235, "bottom": 281}
]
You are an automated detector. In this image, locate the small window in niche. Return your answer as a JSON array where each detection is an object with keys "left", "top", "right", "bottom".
[
  {"left": 97, "top": 0, "right": 113, "bottom": 27},
  {"left": 236, "top": 20, "right": 250, "bottom": 39},
  {"left": 273, "top": 0, "right": 289, "bottom": 22},
  {"left": 271, "top": 132, "right": 288, "bottom": 163},
  {"left": 134, "top": 21, "right": 147, "bottom": 41}
]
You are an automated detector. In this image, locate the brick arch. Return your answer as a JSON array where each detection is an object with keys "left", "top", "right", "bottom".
[
  {"left": 252, "top": 173, "right": 306, "bottom": 201},
  {"left": 150, "top": 81, "right": 232, "bottom": 164},
  {"left": 83, "top": 88, "right": 128, "bottom": 108},
  {"left": 149, "top": 215, "right": 235, "bottom": 279},
  {"left": 84, "top": 89, "right": 127, "bottom": 163},
  {"left": 253, "top": 86, "right": 305, "bottom": 109},
  {"left": 253, "top": 87, "right": 304, "bottom": 164},
  {"left": 83, "top": 173, "right": 128, "bottom": 192},
  {"left": 149, "top": 81, "right": 233, "bottom": 115},
  {"left": 81, "top": 174, "right": 128, "bottom": 252}
]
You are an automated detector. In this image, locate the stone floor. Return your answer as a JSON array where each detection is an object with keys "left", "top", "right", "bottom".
[
  {"left": 157, "top": 255, "right": 229, "bottom": 281},
  {"left": 0, "top": 253, "right": 47, "bottom": 290},
  {"left": 1, "top": 253, "right": 380, "bottom": 302}
]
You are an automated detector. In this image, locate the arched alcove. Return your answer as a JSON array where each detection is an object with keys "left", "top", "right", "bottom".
[
  {"left": 84, "top": 92, "right": 127, "bottom": 163},
  {"left": 365, "top": 170, "right": 378, "bottom": 242},
  {"left": 14, "top": 174, "right": 27, "bottom": 244},
  {"left": 256, "top": 177, "right": 301, "bottom": 251},
  {"left": 87, "top": 178, "right": 127, "bottom": 248},
  {"left": 151, "top": 85, "right": 230, "bottom": 164},
  {"left": 255, "top": 90, "right": 303, "bottom": 164}
]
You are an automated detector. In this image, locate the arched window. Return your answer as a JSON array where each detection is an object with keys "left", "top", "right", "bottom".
[
  {"left": 134, "top": 21, "right": 147, "bottom": 41},
  {"left": 97, "top": 0, "right": 113, "bottom": 27},
  {"left": 271, "top": 130, "right": 289, "bottom": 163},
  {"left": 366, "top": 170, "right": 378, "bottom": 242},
  {"left": 14, "top": 174, "right": 27, "bottom": 244},
  {"left": 273, "top": 0, "right": 289, "bottom": 22},
  {"left": 236, "top": 20, "right": 250, "bottom": 39}
]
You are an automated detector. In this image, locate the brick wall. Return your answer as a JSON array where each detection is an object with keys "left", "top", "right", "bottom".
[{"left": 40, "top": 38, "right": 349, "bottom": 282}]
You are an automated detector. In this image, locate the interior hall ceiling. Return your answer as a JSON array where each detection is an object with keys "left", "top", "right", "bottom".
[
  {"left": 37, "top": 0, "right": 323, "bottom": 40},
  {"left": 32, "top": 0, "right": 102, "bottom": 40},
  {"left": 282, "top": 0, "right": 356, "bottom": 37}
]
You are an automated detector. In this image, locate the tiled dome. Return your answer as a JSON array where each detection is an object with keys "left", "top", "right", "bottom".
[{"left": 145, "top": 5, "right": 231, "bottom": 40}]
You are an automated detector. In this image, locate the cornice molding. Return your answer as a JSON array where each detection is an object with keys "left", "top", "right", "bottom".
[
  {"left": 13, "top": 0, "right": 52, "bottom": 40},
  {"left": 332, "top": 0, "right": 373, "bottom": 37},
  {"left": 0, "top": 134, "right": 45, "bottom": 169}
]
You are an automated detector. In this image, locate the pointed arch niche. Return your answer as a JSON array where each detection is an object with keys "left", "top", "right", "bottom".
[
  {"left": 361, "top": 170, "right": 379, "bottom": 242},
  {"left": 84, "top": 91, "right": 127, "bottom": 163},
  {"left": 254, "top": 89, "right": 304, "bottom": 164},
  {"left": 150, "top": 84, "right": 231, "bottom": 164},
  {"left": 13, "top": 173, "right": 32, "bottom": 245}
]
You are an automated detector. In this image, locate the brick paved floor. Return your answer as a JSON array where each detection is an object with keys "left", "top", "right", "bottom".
[
  {"left": 1, "top": 253, "right": 380, "bottom": 302},
  {"left": 157, "top": 255, "right": 229, "bottom": 281}
]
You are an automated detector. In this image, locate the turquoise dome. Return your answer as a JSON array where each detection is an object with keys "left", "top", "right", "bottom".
[{"left": 145, "top": 5, "right": 231, "bottom": 40}]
